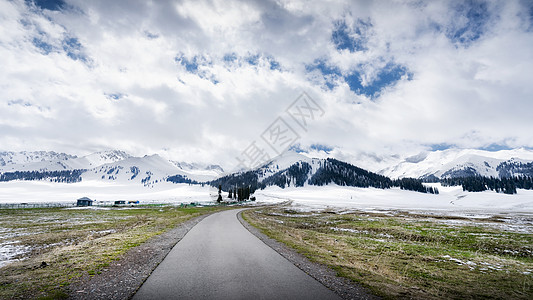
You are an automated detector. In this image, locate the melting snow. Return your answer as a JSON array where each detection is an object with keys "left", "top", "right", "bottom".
[{"left": 0, "top": 241, "right": 31, "bottom": 268}]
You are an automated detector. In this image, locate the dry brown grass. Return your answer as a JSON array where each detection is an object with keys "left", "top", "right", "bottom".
[
  {"left": 244, "top": 208, "right": 533, "bottom": 299},
  {"left": 0, "top": 205, "right": 228, "bottom": 299}
]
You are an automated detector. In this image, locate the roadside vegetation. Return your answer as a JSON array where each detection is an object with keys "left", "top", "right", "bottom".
[
  {"left": 243, "top": 207, "right": 533, "bottom": 299},
  {"left": 0, "top": 205, "right": 229, "bottom": 299}
]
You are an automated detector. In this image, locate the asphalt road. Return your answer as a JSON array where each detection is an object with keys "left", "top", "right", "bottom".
[{"left": 133, "top": 209, "right": 340, "bottom": 300}]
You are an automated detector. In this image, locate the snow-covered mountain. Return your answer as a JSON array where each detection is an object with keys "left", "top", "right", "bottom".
[
  {"left": 210, "top": 148, "right": 533, "bottom": 194},
  {"left": 212, "top": 150, "right": 398, "bottom": 192},
  {"left": 0, "top": 150, "right": 223, "bottom": 185},
  {"left": 3, "top": 148, "right": 533, "bottom": 187},
  {"left": 77, "top": 150, "right": 132, "bottom": 168},
  {"left": 170, "top": 161, "right": 224, "bottom": 177},
  {"left": 0, "top": 151, "right": 76, "bottom": 167},
  {"left": 0, "top": 150, "right": 131, "bottom": 172},
  {"left": 255, "top": 151, "right": 322, "bottom": 180},
  {"left": 82, "top": 154, "right": 219, "bottom": 186},
  {"left": 380, "top": 148, "right": 533, "bottom": 180}
]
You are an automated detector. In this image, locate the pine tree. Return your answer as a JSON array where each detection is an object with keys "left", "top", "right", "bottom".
[{"left": 217, "top": 184, "right": 223, "bottom": 203}]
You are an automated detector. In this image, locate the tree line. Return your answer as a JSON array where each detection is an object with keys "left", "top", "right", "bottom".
[
  {"left": 441, "top": 175, "right": 533, "bottom": 194},
  {"left": 216, "top": 184, "right": 253, "bottom": 202},
  {"left": 210, "top": 170, "right": 259, "bottom": 192},
  {"left": 166, "top": 174, "right": 198, "bottom": 185},
  {"left": 308, "top": 158, "right": 392, "bottom": 188},
  {"left": 309, "top": 159, "right": 438, "bottom": 193},
  {"left": 226, "top": 185, "right": 253, "bottom": 201},
  {"left": 394, "top": 177, "right": 439, "bottom": 194},
  {"left": 261, "top": 161, "right": 312, "bottom": 188},
  {"left": 208, "top": 158, "right": 436, "bottom": 194},
  {"left": 0, "top": 170, "right": 85, "bottom": 183}
]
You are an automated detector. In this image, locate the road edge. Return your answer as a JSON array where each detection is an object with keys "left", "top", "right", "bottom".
[
  {"left": 67, "top": 212, "right": 214, "bottom": 300},
  {"left": 237, "top": 209, "right": 379, "bottom": 300}
]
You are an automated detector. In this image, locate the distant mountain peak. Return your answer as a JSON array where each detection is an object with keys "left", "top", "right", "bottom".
[
  {"left": 381, "top": 148, "right": 533, "bottom": 180},
  {"left": 170, "top": 160, "right": 224, "bottom": 174},
  {"left": 0, "top": 151, "right": 77, "bottom": 167}
]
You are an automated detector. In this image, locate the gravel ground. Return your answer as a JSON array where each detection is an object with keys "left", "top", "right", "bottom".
[
  {"left": 67, "top": 213, "right": 211, "bottom": 300},
  {"left": 238, "top": 210, "right": 379, "bottom": 300}
]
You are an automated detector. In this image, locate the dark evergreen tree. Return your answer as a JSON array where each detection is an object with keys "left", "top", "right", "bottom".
[
  {"left": 393, "top": 177, "right": 428, "bottom": 193},
  {"left": 210, "top": 170, "right": 259, "bottom": 192},
  {"left": 217, "top": 184, "right": 223, "bottom": 203},
  {"left": 441, "top": 176, "right": 519, "bottom": 194},
  {"left": 0, "top": 170, "right": 85, "bottom": 183},
  {"left": 308, "top": 158, "right": 393, "bottom": 189},
  {"left": 167, "top": 174, "right": 197, "bottom": 184}
]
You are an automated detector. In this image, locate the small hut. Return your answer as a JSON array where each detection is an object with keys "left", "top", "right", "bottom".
[{"left": 77, "top": 197, "right": 94, "bottom": 207}]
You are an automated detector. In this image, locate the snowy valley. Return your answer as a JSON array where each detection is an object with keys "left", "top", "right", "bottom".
[{"left": 0, "top": 148, "right": 532, "bottom": 215}]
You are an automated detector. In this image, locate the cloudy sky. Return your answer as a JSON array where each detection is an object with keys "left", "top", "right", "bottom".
[{"left": 1, "top": 0, "right": 533, "bottom": 169}]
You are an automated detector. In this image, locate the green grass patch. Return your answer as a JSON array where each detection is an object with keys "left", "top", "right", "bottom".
[
  {"left": 0, "top": 205, "right": 230, "bottom": 299},
  {"left": 243, "top": 208, "right": 533, "bottom": 299}
]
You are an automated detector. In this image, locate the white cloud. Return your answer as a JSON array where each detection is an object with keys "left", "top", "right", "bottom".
[{"left": 1, "top": 0, "right": 532, "bottom": 169}]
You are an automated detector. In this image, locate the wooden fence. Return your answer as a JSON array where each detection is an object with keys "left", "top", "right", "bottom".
[{"left": 0, "top": 203, "right": 77, "bottom": 209}]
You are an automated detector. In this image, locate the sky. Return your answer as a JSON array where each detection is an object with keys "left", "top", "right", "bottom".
[{"left": 1, "top": 0, "right": 533, "bottom": 169}]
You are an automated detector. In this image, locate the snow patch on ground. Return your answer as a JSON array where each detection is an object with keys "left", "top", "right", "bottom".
[
  {"left": 254, "top": 184, "right": 533, "bottom": 233},
  {"left": 1, "top": 180, "right": 532, "bottom": 223},
  {"left": 0, "top": 180, "right": 216, "bottom": 205},
  {"left": 0, "top": 241, "right": 31, "bottom": 268},
  {"left": 255, "top": 184, "right": 533, "bottom": 215}
]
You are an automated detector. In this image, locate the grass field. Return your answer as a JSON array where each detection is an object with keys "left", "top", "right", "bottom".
[
  {"left": 243, "top": 207, "right": 533, "bottom": 299},
  {"left": 0, "top": 205, "right": 228, "bottom": 299}
]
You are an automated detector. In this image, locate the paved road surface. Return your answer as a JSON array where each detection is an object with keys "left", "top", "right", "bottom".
[{"left": 133, "top": 209, "right": 340, "bottom": 300}]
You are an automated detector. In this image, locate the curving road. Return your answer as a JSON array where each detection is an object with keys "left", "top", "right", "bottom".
[{"left": 133, "top": 209, "right": 340, "bottom": 300}]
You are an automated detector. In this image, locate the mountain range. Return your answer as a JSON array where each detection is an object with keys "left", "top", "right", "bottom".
[
  {"left": 1, "top": 148, "right": 533, "bottom": 190},
  {"left": 0, "top": 150, "right": 224, "bottom": 186},
  {"left": 378, "top": 148, "right": 533, "bottom": 180}
]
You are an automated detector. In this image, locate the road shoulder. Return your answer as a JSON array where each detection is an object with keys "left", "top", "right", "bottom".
[{"left": 67, "top": 213, "right": 212, "bottom": 300}]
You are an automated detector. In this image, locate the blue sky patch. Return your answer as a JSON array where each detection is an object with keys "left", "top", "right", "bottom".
[
  {"left": 8, "top": 99, "right": 33, "bottom": 107},
  {"left": 175, "top": 54, "right": 201, "bottom": 73},
  {"left": 331, "top": 18, "right": 371, "bottom": 52},
  {"left": 310, "top": 144, "right": 333, "bottom": 153},
  {"left": 105, "top": 93, "right": 125, "bottom": 101},
  {"left": 446, "top": 0, "right": 490, "bottom": 46},
  {"left": 30, "top": 0, "right": 65, "bottom": 11},
  {"left": 428, "top": 143, "right": 514, "bottom": 152},
  {"left": 7, "top": 99, "right": 48, "bottom": 112},
  {"left": 478, "top": 143, "right": 513, "bottom": 152},
  {"left": 305, "top": 59, "right": 341, "bottom": 90},
  {"left": 344, "top": 63, "right": 412, "bottom": 98},
  {"left": 306, "top": 59, "right": 340, "bottom": 76},
  {"left": 32, "top": 37, "right": 53, "bottom": 54},
  {"left": 306, "top": 59, "right": 411, "bottom": 96},
  {"left": 63, "top": 37, "right": 87, "bottom": 62},
  {"left": 289, "top": 143, "right": 333, "bottom": 154},
  {"left": 33, "top": 34, "right": 89, "bottom": 63},
  {"left": 175, "top": 54, "right": 218, "bottom": 84},
  {"left": 268, "top": 57, "right": 281, "bottom": 71},
  {"left": 428, "top": 143, "right": 456, "bottom": 151},
  {"left": 223, "top": 53, "right": 238, "bottom": 63},
  {"left": 223, "top": 53, "right": 281, "bottom": 70},
  {"left": 247, "top": 54, "right": 281, "bottom": 70},
  {"left": 246, "top": 54, "right": 260, "bottom": 66},
  {"left": 288, "top": 144, "right": 306, "bottom": 153}
]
